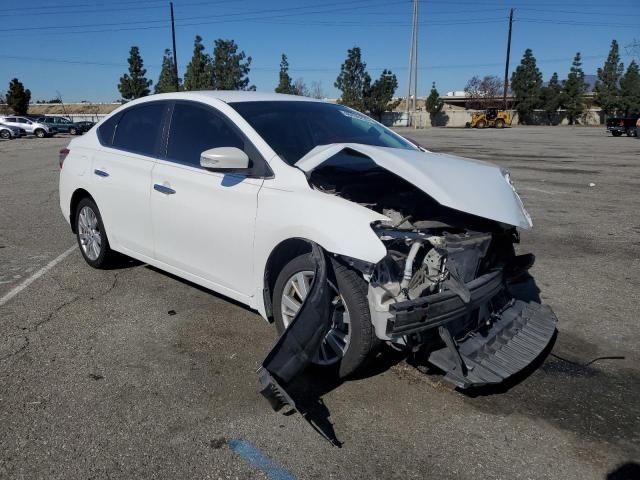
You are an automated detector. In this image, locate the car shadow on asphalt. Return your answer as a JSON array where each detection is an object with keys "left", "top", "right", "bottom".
[{"left": 144, "top": 264, "right": 256, "bottom": 312}]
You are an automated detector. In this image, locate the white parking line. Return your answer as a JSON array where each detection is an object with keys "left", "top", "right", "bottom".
[
  {"left": 520, "top": 186, "right": 569, "bottom": 195},
  {"left": 0, "top": 245, "right": 76, "bottom": 307}
]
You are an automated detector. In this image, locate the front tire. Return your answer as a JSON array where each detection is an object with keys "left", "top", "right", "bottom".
[
  {"left": 476, "top": 119, "right": 486, "bottom": 129},
  {"left": 70, "top": 127, "right": 78, "bottom": 135},
  {"left": 0, "top": 129, "right": 10, "bottom": 139},
  {"left": 75, "top": 198, "right": 115, "bottom": 268},
  {"left": 612, "top": 131, "right": 622, "bottom": 137},
  {"left": 495, "top": 119, "right": 505, "bottom": 129},
  {"left": 34, "top": 129, "right": 46, "bottom": 138},
  {"left": 272, "top": 253, "right": 378, "bottom": 378}
]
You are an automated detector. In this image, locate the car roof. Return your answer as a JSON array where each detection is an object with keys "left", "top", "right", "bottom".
[{"left": 131, "top": 90, "right": 326, "bottom": 104}]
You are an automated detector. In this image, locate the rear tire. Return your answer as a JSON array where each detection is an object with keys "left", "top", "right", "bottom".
[
  {"left": 272, "top": 253, "right": 378, "bottom": 378},
  {"left": 74, "top": 197, "right": 116, "bottom": 269},
  {"left": 0, "top": 129, "right": 10, "bottom": 139},
  {"left": 70, "top": 127, "right": 78, "bottom": 135},
  {"left": 612, "top": 131, "right": 622, "bottom": 137},
  {"left": 495, "top": 119, "right": 505, "bottom": 129},
  {"left": 34, "top": 128, "right": 45, "bottom": 138},
  {"left": 476, "top": 120, "right": 486, "bottom": 129}
]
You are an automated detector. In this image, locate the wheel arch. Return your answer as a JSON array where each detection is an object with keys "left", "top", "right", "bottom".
[
  {"left": 69, "top": 188, "right": 94, "bottom": 233},
  {"left": 262, "top": 237, "right": 316, "bottom": 323}
]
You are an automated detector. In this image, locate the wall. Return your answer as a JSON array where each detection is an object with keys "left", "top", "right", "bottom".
[{"left": 383, "top": 108, "right": 604, "bottom": 128}]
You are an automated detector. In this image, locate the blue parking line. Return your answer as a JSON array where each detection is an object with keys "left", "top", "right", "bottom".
[{"left": 228, "top": 439, "right": 296, "bottom": 480}]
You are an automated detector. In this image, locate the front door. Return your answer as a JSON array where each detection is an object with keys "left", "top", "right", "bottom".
[{"left": 150, "top": 101, "right": 263, "bottom": 299}]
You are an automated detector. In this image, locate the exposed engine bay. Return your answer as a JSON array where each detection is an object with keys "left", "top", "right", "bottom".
[{"left": 304, "top": 150, "right": 557, "bottom": 389}]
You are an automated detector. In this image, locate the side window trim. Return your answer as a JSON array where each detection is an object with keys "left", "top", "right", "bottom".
[
  {"left": 163, "top": 99, "right": 272, "bottom": 178},
  {"left": 158, "top": 101, "right": 175, "bottom": 161}
]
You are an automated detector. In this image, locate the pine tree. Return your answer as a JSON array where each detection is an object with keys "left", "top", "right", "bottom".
[
  {"left": 335, "top": 47, "right": 371, "bottom": 112},
  {"left": 366, "top": 69, "right": 400, "bottom": 120},
  {"left": 155, "top": 49, "right": 181, "bottom": 94},
  {"left": 184, "top": 35, "right": 213, "bottom": 91},
  {"left": 6, "top": 78, "right": 31, "bottom": 115},
  {"left": 620, "top": 60, "right": 640, "bottom": 116},
  {"left": 425, "top": 82, "right": 444, "bottom": 125},
  {"left": 275, "top": 54, "right": 295, "bottom": 94},
  {"left": 118, "top": 46, "right": 152, "bottom": 100},
  {"left": 510, "top": 49, "right": 543, "bottom": 124},
  {"left": 561, "top": 52, "right": 587, "bottom": 125},
  {"left": 541, "top": 73, "right": 562, "bottom": 125},
  {"left": 211, "top": 39, "right": 255, "bottom": 91},
  {"left": 594, "top": 40, "right": 624, "bottom": 117}
]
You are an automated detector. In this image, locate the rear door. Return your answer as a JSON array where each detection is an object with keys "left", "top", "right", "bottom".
[
  {"left": 91, "top": 101, "right": 168, "bottom": 259},
  {"left": 14, "top": 118, "right": 33, "bottom": 133},
  {"left": 150, "top": 100, "right": 264, "bottom": 298}
]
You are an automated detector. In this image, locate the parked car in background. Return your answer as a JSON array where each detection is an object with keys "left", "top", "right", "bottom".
[
  {"left": 0, "top": 115, "right": 56, "bottom": 138},
  {"left": 606, "top": 114, "right": 639, "bottom": 137},
  {"left": 0, "top": 123, "right": 22, "bottom": 139},
  {"left": 75, "top": 120, "right": 97, "bottom": 132},
  {"left": 36, "top": 116, "right": 83, "bottom": 135},
  {"left": 59, "top": 91, "right": 557, "bottom": 388}
]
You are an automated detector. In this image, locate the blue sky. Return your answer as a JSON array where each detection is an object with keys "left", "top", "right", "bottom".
[{"left": 0, "top": 0, "right": 638, "bottom": 102}]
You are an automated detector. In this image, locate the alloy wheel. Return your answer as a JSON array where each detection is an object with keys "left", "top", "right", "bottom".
[{"left": 78, "top": 206, "right": 102, "bottom": 261}]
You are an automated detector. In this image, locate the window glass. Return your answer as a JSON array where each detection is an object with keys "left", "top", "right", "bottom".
[
  {"left": 112, "top": 102, "right": 165, "bottom": 156},
  {"left": 229, "top": 101, "right": 414, "bottom": 165},
  {"left": 97, "top": 114, "right": 119, "bottom": 146},
  {"left": 166, "top": 102, "right": 245, "bottom": 167}
]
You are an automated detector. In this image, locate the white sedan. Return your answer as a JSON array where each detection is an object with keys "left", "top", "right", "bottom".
[{"left": 59, "top": 91, "right": 556, "bottom": 385}]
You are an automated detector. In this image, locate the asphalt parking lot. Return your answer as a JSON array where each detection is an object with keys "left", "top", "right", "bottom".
[{"left": 1, "top": 128, "right": 639, "bottom": 479}]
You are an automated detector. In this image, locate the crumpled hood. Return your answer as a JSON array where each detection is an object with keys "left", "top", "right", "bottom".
[{"left": 295, "top": 143, "right": 532, "bottom": 230}]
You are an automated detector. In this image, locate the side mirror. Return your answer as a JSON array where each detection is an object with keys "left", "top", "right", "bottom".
[{"left": 200, "top": 147, "right": 249, "bottom": 171}]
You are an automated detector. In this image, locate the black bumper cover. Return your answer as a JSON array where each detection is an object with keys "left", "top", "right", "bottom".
[
  {"left": 386, "top": 269, "right": 557, "bottom": 388},
  {"left": 428, "top": 300, "right": 557, "bottom": 388},
  {"left": 387, "top": 270, "right": 503, "bottom": 338}
]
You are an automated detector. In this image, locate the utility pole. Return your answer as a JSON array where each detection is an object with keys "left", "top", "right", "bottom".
[
  {"left": 412, "top": 0, "right": 419, "bottom": 113},
  {"left": 503, "top": 8, "right": 513, "bottom": 111},
  {"left": 406, "top": 0, "right": 419, "bottom": 119},
  {"left": 170, "top": 1, "right": 179, "bottom": 91}
]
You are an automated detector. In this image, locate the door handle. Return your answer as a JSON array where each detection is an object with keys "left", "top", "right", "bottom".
[
  {"left": 153, "top": 183, "right": 176, "bottom": 195},
  {"left": 94, "top": 169, "right": 109, "bottom": 177}
]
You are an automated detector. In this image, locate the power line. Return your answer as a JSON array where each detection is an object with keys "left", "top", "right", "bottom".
[
  {"left": 0, "top": 52, "right": 617, "bottom": 72},
  {"left": 518, "top": 18, "right": 639, "bottom": 28},
  {"left": 0, "top": 0, "right": 383, "bottom": 31},
  {"left": 0, "top": 0, "right": 237, "bottom": 18},
  {"left": 2, "top": 0, "right": 172, "bottom": 13}
]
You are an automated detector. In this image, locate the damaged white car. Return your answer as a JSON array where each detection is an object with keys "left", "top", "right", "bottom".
[{"left": 59, "top": 92, "right": 556, "bottom": 392}]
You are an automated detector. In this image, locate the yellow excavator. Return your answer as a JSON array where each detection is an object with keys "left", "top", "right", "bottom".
[{"left": 465, "top": 108, "right": 513, "bottom": 129}]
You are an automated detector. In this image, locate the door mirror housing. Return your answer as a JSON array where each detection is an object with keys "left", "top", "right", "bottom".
[{"left": 200, "top": 147, "right": 250, "bottom": 171}]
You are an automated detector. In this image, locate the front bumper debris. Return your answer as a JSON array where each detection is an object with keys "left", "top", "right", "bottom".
[
  {"left": 428, "top": 299, "right": 557, "bottom": 389},
  {"left": 387, "top": 270, "right": 503, "bottom": 337}
]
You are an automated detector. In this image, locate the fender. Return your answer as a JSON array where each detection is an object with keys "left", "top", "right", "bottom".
[{"left": 252, "top": 176, "right": 388, "bottom": 318}]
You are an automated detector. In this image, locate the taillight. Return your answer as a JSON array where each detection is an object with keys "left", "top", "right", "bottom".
[
  {"left": 619, "top": 120, "right": 624, "bottom": 127},
  {"left": 59, "top": 148, "right": 70, "bottom": 168}
]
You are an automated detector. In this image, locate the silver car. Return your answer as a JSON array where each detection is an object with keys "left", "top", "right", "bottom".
[
  {"left": 0, "top": 122, "right": 22, "bottom": 139},
  {"left": 0, "top": 116, "right": 55, "bottom": 138}
]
